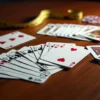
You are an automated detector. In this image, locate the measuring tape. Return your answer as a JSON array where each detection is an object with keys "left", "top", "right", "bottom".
[
  {"left": 0, "top": 9, "right": 64, "bottom": 29},
  {"left": 0, "top": 9, "right": 83, "bottom": 29}
]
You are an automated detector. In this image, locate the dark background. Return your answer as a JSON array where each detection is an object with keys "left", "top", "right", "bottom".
[{"left": 0, "top": 0, "right": 100, "bottom": 3}]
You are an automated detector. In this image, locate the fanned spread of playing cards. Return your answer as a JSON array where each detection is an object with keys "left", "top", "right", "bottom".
[
  {"left": 0, "top": 42, "right": 90, "bottom": 83},
  {"left": 0, "top": 31, "right": 36, "bottom": 49},
  {"left": 37, "top": 23, "right": 100, "bottom": 41}
]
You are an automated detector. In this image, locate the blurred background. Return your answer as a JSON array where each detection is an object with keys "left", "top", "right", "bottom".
[{"left": 0, "top": 0, "right": 100, "bottom": 3}]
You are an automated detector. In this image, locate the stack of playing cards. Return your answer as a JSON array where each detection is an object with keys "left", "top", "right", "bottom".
[
  {"left": 37, "top": 23, "right": 100, "bottom": 41},
  {"left": 0, "top": 31, "right": 36, "bottom": 50},
  {"left": 87, "top": 45, "right": 100, "bottom": 64},
  {"left": 0, "top": 42, "right": 90, "bottom": 83}
]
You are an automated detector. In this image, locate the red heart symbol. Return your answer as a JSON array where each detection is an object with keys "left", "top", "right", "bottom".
[
  {"left": 9, "top": 38, "right": 15, "bottom": 41},
  {"left": 71, "top": 48, "right": 77, "bottom": 51},
  {"left": 18, "top": 35, "right": 24, "bottom": 38},
  {"left": 0, "top": 62, "right": 4, "bottom": 64},
  {"left": 57, "top": 58, "right": 65, "bottom": 62},
  {"left": 2, "top": 60, "right": 7, "bottom": 63},
  {"left": 72, "top": 62, "right": 75, "bottom": 64},
  {"left": 55, "top": 44, "right": 59, "bottom": 48},
  {"left": 69, "top": 62, "right": 75, "bottom": 67},
  {"left": 96, "top": 35, "right": 100, "bottom": 38},
  {"left": 0, "top": 60, "right": 6, "bottom": 64},
  {"left": 60, "top": 44, "right": 65, "bottom": 48},
  {"left": 7, "top": 45, "right": 13, "bottom": 49},
  {"left": 0, "top": 41, "right": 6, "bottom": 44},
  {"left": 10, "top": 45, "right": 13, "bottom": 48}
]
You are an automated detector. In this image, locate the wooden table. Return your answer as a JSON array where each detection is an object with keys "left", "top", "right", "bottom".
[{"left": 0, "top": 1, "right": 100, "bottom": 100}]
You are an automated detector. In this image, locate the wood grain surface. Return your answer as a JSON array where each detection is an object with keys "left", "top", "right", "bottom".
[{"left": 0, "top": 1, "right": 100, "bottom": 100}]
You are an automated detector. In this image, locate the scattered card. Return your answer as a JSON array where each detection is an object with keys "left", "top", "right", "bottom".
[{"left": 0, "top": 31, "right": 36, "bottom": 49}]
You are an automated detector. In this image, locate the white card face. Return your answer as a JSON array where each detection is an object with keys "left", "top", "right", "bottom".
[
  {"left": 82, "top": 25, "right": 99, "bottom": 33},
  {"left": 40, "top": 42, "right": 76, "bottom": 57},
  {"left": 30, "top": 44, "right": 44, "bottom": 60},
  {"left": 59, "top": 25, "right": 71, "bottom": 37},
  {"left": 63, "top": 24, "right": 73, "bottom": 37},
  {"left": 0, "top": 31, "right": 36, "bottom": 49},
  {"left": 47, "top": 67, "right": 63, "bottom": 75},
  {"left": 37, "top": 24, "right": 55, "bottom": 35},
  {"left": 52, "top": 26, "right": 65, "bottom": 37},
  {"left": 87, "top": 45, "right": 100, "bottom": 59},
  {"left": 0, "top": 64, "right": 49, "bottom": 83},
  {"left": 62, "top": 24, "right": 90, "bottom": 41},
  {"left": 41, "top": 45, "right": 90, "bottom": 68},
  {"left": 36, "top": 24, "right": 100, "bottom": 41},
  {"left": 6, "top": 49, "right": 42, "bottom": 69},
  {"left": 17, "top": 47, "right": 50, "bottom": 70},
  {"left": 6, "top": 50, "right": 46, "bottom": 73},
  {"left": 0, "top": 56, "right": 51, "bottom": 83},
  {"left": 38, "top": 59, "right": 55, "bottom": 66},
  {"left": 82, "top": 30, "right": 100, "bottom": 41},
  {"left": 68, "top": 24, "right": 83, "bottom": 37},
  {"left": 46, "top": 24, "right": 62, "bottom": 36},
  {"left": 37, "top": 24, "right": 100, "bottom": 41},
  {"left": 6, "top": 48, "right": 60, "bottom": 73},
  {"left": 30, "top": 44, "right": 62, "bottom": 69},
  {"left": 0, "top": 69, "right": 18, "bottom": 79},
  {"left": 0, "top": 53, "right": 51, "bottom": 77},
  {"left": 39, "top": 42, "right": 76, "bottom": 66},
  {"left": 18, "top": 46, "right": 37, "bottom": 63}
]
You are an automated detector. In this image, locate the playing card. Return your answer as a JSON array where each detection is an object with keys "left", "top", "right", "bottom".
[
  {"left": 62, "top": 24, "right": 76, "bottom": 37},
  {"left": 78, "top": 25, "right": 100, "bottom": 40},
  {"left": 0, "top": 63, "right": 49, "bottom": 83},
  {"left": 51, "top": 26, "right": 66, "bottom": 37},
  {"left": 86, "top": 45, "right": 100, "bottom": 59},
  {"left": 46, "top": 24, "right": 62, "bottom": 36},
  {"left": 0, "top": 31, "right": 36, "bottom": 49},
  {"left": 0, "top": 53, "right": 51, "bottom": 77},
  {"left": 17, "top": 47, "right": 51, "bottom": 70},
  {"left": 6, "top": 51, "right": 47, "bottom": 73},
  {"left": 37, "top": 24, "right": 100, "bottom": 42},
  {"left": 63, "top": 24, "right": 90, "bottom": 41},
  {"left": 7, "top": 49, "right": 61, "bottom": 73},
  {"left": 18, "top": 46, "right": 37, "bottom": 63},
  {"left": 37, "top": 24, "right": 55, "bottom": 35},
  {"left": 38, "top": 42, "right": 76, "bottom": 67},
  {"left": 41, "top": 45, "right": 90, "bottom": 68},
  {"left": 30, "top": 44, "right": 45, "bottom": 60},
  {"left": 6, "top": 49, "right": 43, "bottom": 70},
  {"left": 41, "top": 42, "right": 76, "bottom": 57},
  {"left": 82, "top": 29, "right": 100, "bottom": 41},
  {"left": 47, "top": 67, "right": 63, "bottom": 75},
  {"left": 58, "top": 24, "right": 69, "bottom": 37},
  {"left": 0, "top": 70, "right": 18, "bottom": 79},
  {"left": 59, "top": 24, "right": 74, "bottom": 38},
  {"left": 0, "top": 41, "right": 91, "bottom": 83}
]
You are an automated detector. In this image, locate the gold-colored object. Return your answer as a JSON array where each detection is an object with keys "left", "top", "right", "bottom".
[
  {"left": 0, "top": 9, "right": 64, "bottom": 29},
  {"left": 67, "top": 9, "right": 83, "bottom": 20}
]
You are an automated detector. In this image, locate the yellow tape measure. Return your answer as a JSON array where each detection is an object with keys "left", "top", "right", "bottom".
[
  {"left": 0, "top": 9, "right": 64, "bottom": 29},
  {"left": 0, "top": 9, "right": 83, "bottom": 29},
  {"left": 67, "top": 9, "right": 83, "bottom": 20}
]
